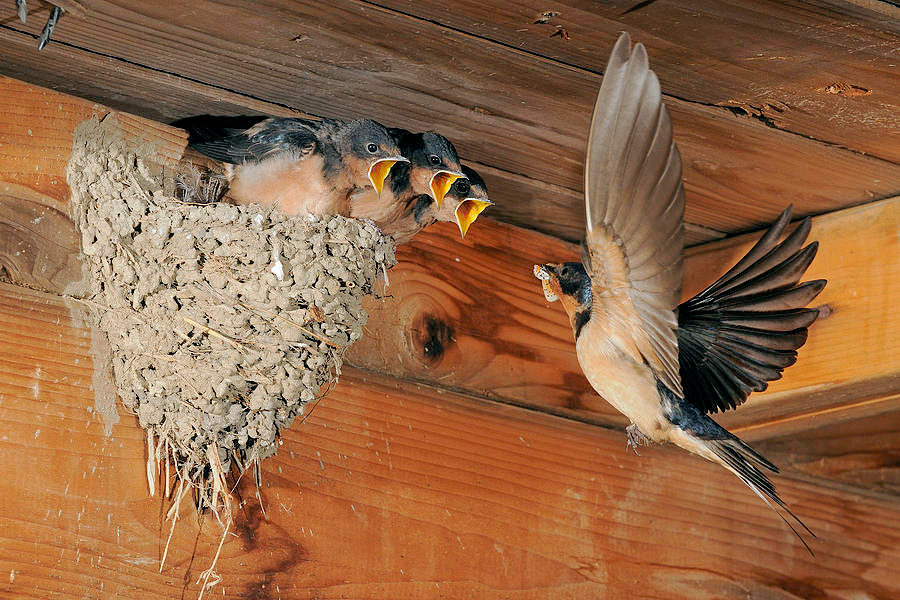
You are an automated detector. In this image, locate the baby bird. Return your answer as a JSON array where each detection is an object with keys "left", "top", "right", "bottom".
[
  {"left": 535, "top": 33, "right": 824, "bottom": 552},
  {"left": 383, "top": 165, "right": 492, "bottom": 245},
  {"left": 350, "top": 129, "right": 463, "bottom": 231},
  {"left": 172, "top": 115, "right": 407, "bottom": 216}
]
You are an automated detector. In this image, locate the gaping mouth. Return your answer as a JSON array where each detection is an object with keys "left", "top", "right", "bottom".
[
  {"left": 368, "top": 156, "right": 407, "bottom": 196},
  {"left": 533, "top": 264, "right": 558, "bottom": 302},
  {"left": 429, "top": 170, "right": 464, "bottom": 207},
  {"left": 454, "top": 198, "right": 492, "bottom": 238}
]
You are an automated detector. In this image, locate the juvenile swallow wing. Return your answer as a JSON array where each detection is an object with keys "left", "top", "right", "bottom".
[
  {"left": 677, "top": 207, "right": 826, "bottom": 414},
  {"left": 583, "top": 32, "right": 684, "bottom": 395},
  {"left": 175, "top": 116, "right": 322, "bottom": 164}
]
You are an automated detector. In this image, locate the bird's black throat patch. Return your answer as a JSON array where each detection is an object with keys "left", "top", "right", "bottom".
[{"left": 574, "top": 307, "right": 591, "bottom": 339}]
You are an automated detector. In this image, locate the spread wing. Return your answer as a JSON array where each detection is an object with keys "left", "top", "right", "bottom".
[
  {"left": 677, "top": 207, "right": 826, "bottom": 414},
  {"left": 584, "top": 32, "right": 685, "bottom": 395},
  {"left": 174, "top": 116, "right": 320, "bottom": 164}
]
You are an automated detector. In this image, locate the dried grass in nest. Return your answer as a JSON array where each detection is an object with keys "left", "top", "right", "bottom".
[{"left": 66, "top": 115, "right": 396, "bottom": 595}]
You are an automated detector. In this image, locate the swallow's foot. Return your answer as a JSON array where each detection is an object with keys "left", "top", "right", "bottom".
[
  {"left": 175, "top": 165, "right": 228, "bottom": 205},
  {"left": 625, "top": 424, "right": 650, "bottom": 455}
]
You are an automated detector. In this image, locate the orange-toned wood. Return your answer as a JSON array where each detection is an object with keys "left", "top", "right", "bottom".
[
  {"left": 2, "top": 2, "right": 899, "bottom": 242},
  {"left": 685, "top": 198, "right": 900, "bottom": 440},
  {"left": 757, "top": 409, "right": 900, "bottom": 496},
  {"left": 2, "top": 75, "right": 899, "bottom": 445},
  {"left": 1, "top": 282, "right": 899, "bottom": 599}
]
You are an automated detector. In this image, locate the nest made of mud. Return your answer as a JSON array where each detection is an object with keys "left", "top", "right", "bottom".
[{"left": 66, "top": 115, "right": 396, "bottom": 494}]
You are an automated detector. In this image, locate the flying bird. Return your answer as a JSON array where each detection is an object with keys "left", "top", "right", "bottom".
[
  {"left": 172, "top": 115, "right": 406, "bottom": 216},
  {"left": 383, "top": 164, "right": 493, "bottom": 245},
  {"left": 534, "top": 33, "right": 824, "bottom": 551},
  {"left": 350, "top": 129, "right": 464, "bottom": 235}
]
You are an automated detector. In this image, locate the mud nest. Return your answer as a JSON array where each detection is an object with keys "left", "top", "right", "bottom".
[{"left": 66, "top": 115, "right": 396, "bottom": 508}]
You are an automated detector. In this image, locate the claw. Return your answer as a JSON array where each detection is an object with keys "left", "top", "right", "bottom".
[
  {"left": 16, "top": 0, "right": 26, "bottom": 23},
  {"left": 625, "top": 424, "right": 650, "bottom": 456}
]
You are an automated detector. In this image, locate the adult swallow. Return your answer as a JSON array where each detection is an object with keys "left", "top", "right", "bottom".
[
  {"left": 534, "top": 33, "right": 824, "bottom": 552},
  {"left": 380, "top": 165, "right": 492, "bottom": 245},
  {"left": 350, "top": 129, "right": 464, "bottom": 233},
  {"left": 172, "top": 115, "right": 407, "bottom": 216}
]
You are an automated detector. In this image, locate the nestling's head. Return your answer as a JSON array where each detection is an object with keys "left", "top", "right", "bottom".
[
  {"left": 391, "top": 129, "right": 464, "bottom": 206},
  {"left": 438, "top": 165, "right": 492, "bottom": 237},
  {"left": 339, "top": 119, "right": 408, "bottom": 196}
]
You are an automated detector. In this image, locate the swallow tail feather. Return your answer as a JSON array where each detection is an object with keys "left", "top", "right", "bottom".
[{"left": 708, "top": 436, "right": 815, "bottom": 554}]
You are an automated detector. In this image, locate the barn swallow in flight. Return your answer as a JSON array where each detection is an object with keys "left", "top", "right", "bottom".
[
  {"left": 172, "top": 115, "right": 407, "bottom": 216},
  {"left": 534, "top": 33, "right": 824, "bottom": 552},
  {"left": 379, "top": 164, "right": 492, "bottom": 245},
  {"left": 350, "top": 129, "right": 463, "bottom": 233}
]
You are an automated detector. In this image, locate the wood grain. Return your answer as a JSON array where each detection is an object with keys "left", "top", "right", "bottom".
[
  {"left": 1, "top": 1, "right": 898, "bottom": 241},
  {"left": 2, "top": 75, "right": 900, "bottom": 444},
  {"left": 374, "top": 0, "right": 900, "bottom": 162},
  {"left": 1, "top": 282, "right": 899, "bottom": 599},
  {"left": 684, "top": 198, "right": 900, "bottom": 439},
  {"left": 758, "top": 409, "right": 900, "bottom": 496}
]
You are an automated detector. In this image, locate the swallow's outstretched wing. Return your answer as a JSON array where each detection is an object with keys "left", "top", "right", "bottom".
[
  {"left": 583, "top": 32, "right": 684, "bottom": 395},
  {"left": 174, "top": 115, "right": 321, "bottom": 164},
  {"left": 677, "top": 207, "right": 826, "bottom": 414}
]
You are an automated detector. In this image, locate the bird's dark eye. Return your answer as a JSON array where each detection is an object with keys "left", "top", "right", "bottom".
[
  {"left": 560, "top": 266, "right": 570, "bottom": 278},
  {"left": 367, "top": 143, "right": 378, "bottom": 153},
  {"left": 456, "top": 180, "right": 470, "bottom": 195},
  {"left": 429, "top": 154, "right": 441, "bottom": 165}
]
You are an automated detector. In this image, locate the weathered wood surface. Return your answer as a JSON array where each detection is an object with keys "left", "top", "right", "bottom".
[
  {"left": 376, "top": 0, "right": 900, "bottom": 162},
  {"left": 3, "top": 75, "right": 900, "bottom": 446},
  {"left": 1, "top": 282, "right": 899, "bottom": 599},
  {"left": 2, "top": 1, "right": 899, "bottom": 244},
  {"left": 757, "top": 409, "right": 900, "bottom": 496}
]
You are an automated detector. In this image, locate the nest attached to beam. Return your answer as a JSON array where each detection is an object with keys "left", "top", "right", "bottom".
[{"left": 66, "top": 115, "right": 395, "bottom": 589}]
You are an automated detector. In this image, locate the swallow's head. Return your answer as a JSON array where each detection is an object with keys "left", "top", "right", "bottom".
[
  {"left": 394, "top": 130, "right": 464, "bottom": 207},
  {"left": 341, "top": 119, "right": 408, "bottom": 196},
  {"left": 534, "top": 262, "right": 592, "bottom": 335},
  {"left": 439, "top": 165, "right": 492, "bottom": 238}
]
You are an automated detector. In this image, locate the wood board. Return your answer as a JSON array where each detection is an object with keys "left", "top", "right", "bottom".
[
  {"left": 1, "top": 282, "right": 899, "bottom": 599},
  {"left": 1, "top": 1, "right": 898, "bottom": 244}
]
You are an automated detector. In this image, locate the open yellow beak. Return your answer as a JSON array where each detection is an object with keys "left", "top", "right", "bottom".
[
  {"left": 454, "top": 198, "right": 492, "bottom": 238},
  {"left": 429, "top": 170, "right": 464, "bottom": 208},
  {"left": 368, "top": 157, "right": 407, "bottom": 196}
]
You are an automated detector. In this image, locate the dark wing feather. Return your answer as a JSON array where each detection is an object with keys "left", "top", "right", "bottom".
[
  {"left": 584, "top": 32, "right": 684, "bottom": 394},
  {"left": 174, "top": 116, "right": 322, "bottom": 164},
  {"left": 678, "top": 207, "right": 826, "bottom": 414}
]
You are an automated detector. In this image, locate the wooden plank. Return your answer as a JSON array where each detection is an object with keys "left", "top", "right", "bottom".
[
  {"left": 1, "top": 282, "right": 899, "bottom": 599},
  {"left": 2, "top": 1, "right": 898, "bottom": 240},
  {"left": 2, "top": 75, "right": 900, "bottom": 442},
  {"left": 374, "top": 0, "right": 900, "bottom": 162},
  {"left": 758, "top": 409, "right": 900, "bottom": 496},
  {"left": 684, "top": 198, "right": 900, "bottom": 439}
]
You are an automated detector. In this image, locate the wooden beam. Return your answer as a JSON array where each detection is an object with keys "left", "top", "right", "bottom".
[
  {"left": 2, "top": 75, "right": 900, "bottom": 446},
  {"left": 1, "top": 281, "right": 899, "bottom": 599},
  {"left": 757, "top": 409, "right": 900, "bottom": 496},
  {"left": 684, "top": 198, "right": 900, "bottom": 440},
  {"left": 373, "top": 0, "right": 900, "bottom": 163},
  {"left": 1, "top": 1, "right": 898, "bottom": 243}
]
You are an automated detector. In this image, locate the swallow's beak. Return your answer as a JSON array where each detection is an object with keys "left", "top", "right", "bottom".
[
  {"left": 368, "top": 156, "right": 407, "bottom": 196},
  {"left": 430, "top": 170, "right": 464, "bottom": 207},
  {"left": 533, "top": 264, "right": 559, "bottom": 302},
  {"left": 454, "top": 198, "right": 492, "bottom": 238}
]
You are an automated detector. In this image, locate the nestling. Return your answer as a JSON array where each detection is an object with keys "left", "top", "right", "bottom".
[{"left": 172, "top": 115, "right": 407, "bottom": 216}]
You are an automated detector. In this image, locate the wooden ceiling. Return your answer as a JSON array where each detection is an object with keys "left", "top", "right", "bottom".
[
  {"left": 2, "top": 0, "right": 898, "bottom": 245},
  {"left": 2, "top": 1, "right": 900, "bottom": 596}
]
